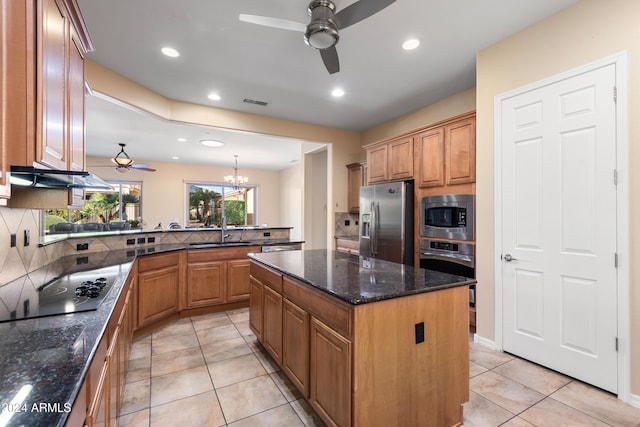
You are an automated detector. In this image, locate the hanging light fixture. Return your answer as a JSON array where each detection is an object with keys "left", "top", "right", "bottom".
[
  {"left": 111, "top": 143, "right": 134, "bottom": 167},
  {"left": 224, "top": 155, "right": 248, "bottom": 189}
]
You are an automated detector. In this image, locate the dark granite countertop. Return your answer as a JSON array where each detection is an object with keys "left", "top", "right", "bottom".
[
  {"left": 248, "top": 249, "right": 476, "bottom": 305},
  {"left": 0, "top": 239, "right": 300, "bottom": 427}
]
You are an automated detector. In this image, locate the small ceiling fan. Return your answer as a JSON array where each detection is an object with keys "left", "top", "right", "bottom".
[
  {"left": 94, "top": 143, "right": 156, "bottom": 173},
  {"left": 239, "top": 0, "right": 396, "bottom": 74}
]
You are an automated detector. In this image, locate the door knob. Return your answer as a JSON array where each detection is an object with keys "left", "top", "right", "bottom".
[{"left": 503, "top": 254, "right": 518, "bottom": 262}]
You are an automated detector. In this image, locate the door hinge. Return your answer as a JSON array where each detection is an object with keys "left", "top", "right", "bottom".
[
  {"left": 615, "top": 337, "right": 619, "bottom": 352},
  {"left": 615, "top": 253, "right": 619, "bottom": 268},
  {"left": 613, "top": 86, "right": 617, "bottom": 103},
  {"left": 614, "top": 169, "right": 618, "bottom": 185}
]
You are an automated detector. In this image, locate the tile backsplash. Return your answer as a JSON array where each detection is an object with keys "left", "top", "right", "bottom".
[{"left": 334, "top": 212, "right": 359, "bottom": 237}]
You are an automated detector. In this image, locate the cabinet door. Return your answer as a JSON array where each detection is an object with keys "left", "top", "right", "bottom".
[
  {"left": 283, "top": 299, "right": 310, "bottom": 397},
  {"left": 445, "top": 117, "right": 476, "bottom": 185},
  {"left": 227, "top": 259, "right": 251, "bottom": 302},
  {"left": 249, "top": 276, "right": 264, "bottom": 340},
  {"left": 366, "top": 144, "right": 388, "bottom": 184},
  {"left": 388, "top": 137, "right": 414, "bottom": 181},
  {"left": 186, "top": 261, "right": 225, "bottom": 308},
  {"left": 310, "top": 318, "right": 351, "bottom": 427},
  {"left": 262, "top": 284, "right": 283, "bottom": 365},
  {"left": 137, "top": 266, "right": 179, "bottom": 328},
  {"left": 68, "top": 30, "right": 85, "bottom": 206},
  {"left": 417, "top": 127, "right": 445, "bottom": 188},
  {"left": 107, "top": 326, "right": 120, "bottom": 427},
  {"left": 38, "top": 0, "right": 68, "bottom": 169},
  {"left": 86, "top": 360, "right": 109, "bottom": 427},
  {"left": 346, "top": 162, "right": 364, "bottom": 213}
]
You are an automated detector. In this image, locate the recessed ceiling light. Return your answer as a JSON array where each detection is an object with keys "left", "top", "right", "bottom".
[
  {"left": 208, "top": 93, "right": 221, "bottom": 101},
  {"left": 161, "top": 47, "right": 180, "bottom": 57},
  {"left": 200, "top": 139, "right": 224, "bottom": 148},
  {"left": 402, "top": 39, "right": 420, "bottom": 51},
  {"left": 177, "top": 137, "right": 187, "bottom": 142},
  {"left": 331, "top": 88, "right": 345, "bottom": 97},
  {"left": 172, "top": 156, "right": 180, "bottom": 160}
]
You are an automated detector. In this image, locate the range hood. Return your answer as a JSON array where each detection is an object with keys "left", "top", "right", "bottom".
[{"left": 10, "top": 166, "right": 113, "bottom": 190}]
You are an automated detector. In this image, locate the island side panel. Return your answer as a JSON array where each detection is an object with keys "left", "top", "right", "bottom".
[{"left": 352, "top": 286, "right": 469, "bottom": 427}]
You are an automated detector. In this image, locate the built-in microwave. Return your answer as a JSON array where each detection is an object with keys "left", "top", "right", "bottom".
[{"left": 420, "top": 194, "right": 475, "bottom": 241}]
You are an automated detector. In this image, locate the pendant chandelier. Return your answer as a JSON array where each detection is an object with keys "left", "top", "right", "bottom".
[{"left": 224, "top": 155, "right": 249, "bottom": 189}]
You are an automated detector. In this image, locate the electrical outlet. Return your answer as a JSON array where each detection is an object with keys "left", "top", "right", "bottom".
[
  {"left": 76, "top": 243, "right": 89, "bottom": 251},
  {"left": 344, "top": 219, "right": 350, "bottom": 226},
  {"left": 137, "top": 237, "right": 146, "bottom": 244},
  {"left": 10, "top": 234, "right": 16, "bottom": 247},
  {"left": 126, "top": 239, "right": 135, "bottom": 245},
  {"left": 148, "top": 237, "right": 155, "bottom": 243},
  {"left": 415, "top": 322, "right": 425, "bottom": 344},
  {"left": 263, "top": 231, "right": 271, "bottom": 237},
  {"left": 24, "top": 230, "right": 30, "bottom": 247}
]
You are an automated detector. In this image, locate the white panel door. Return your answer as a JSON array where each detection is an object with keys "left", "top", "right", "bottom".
[{"left": 500, "top": 64, "right": 618, "bottom": 393}]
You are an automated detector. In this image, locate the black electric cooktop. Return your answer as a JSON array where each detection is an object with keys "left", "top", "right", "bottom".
[{"left": 0, "top": 264, "right": 123, "bottom": 323}]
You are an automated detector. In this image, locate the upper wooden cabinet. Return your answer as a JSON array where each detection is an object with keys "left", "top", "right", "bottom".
[
  {"left": 365, "top": 136, "right": 414, "bottom": 184},
  {"left": 3, "top": 0, "right": 92, "bottom": 177},
  {"left": 346, "top": 161, "right": 366, "bottom": 213},
  {"left": 417, "top": 114, "right": 476, "bottom": 188},
  {"left": 445, "top": 116, "right": 476, "bottom": 186}
]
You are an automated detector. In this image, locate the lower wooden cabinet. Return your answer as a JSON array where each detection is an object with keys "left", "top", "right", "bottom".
[
  {"left": 226, "top": 258, "right": 251, "bottom": 302},
  {"left": 310, "top": 318, "right": 351, "bottom": 427},
  {"left": 249, "top": 276, "right": 264, "bottom": 340},
  {"left": 85, "top": 359, "right": 109, "bottom": 427},
  {"left": 137, "top": 262, "right": 180, "bottom": 328},
  {"left": 282, "top": 299, "right": 310, "bottom": 397},
  {"left": 262, "top": 284, "right": 283, "bottom": 365},
  {"left": 186, "top": 259, "right": 225, "bottom": 308}
]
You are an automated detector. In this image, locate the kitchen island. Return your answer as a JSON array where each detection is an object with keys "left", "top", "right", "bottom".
[{"left": 248, "top": 249, "right": 475, "bottom": 427}]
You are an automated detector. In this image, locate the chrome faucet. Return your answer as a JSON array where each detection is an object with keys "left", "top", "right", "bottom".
[{"left": 221, "top": 216, "right": 230, "bottom": 243}]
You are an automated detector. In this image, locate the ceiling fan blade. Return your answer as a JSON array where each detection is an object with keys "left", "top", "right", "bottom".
[
  {"left": 320, "top": 46, "right": 340, "bottom": 74},
  {"left": 129, "top": 163, "right": 156, "bottom": 172},
  {"left": 333, "top": 0, "right": 396, "bottom": 30},
  {"left": 239, "top": 14, "right": 306, "bottom": 32}
]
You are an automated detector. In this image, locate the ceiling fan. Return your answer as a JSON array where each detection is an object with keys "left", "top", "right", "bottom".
[
  {"left": 94, "top": 143, "right": 157, "bottom": 173},
  {"left": 239, "top": 0, "right": 396, "bottom": 74}
]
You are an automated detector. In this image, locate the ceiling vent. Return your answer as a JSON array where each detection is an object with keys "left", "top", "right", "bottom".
[{"left": 243, "top": 98, "right": 269, "bottom": 106}]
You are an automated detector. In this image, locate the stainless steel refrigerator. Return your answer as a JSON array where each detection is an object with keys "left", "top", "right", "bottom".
[{"left": 359, "top": 181, "right": 414, "bottom": 265}]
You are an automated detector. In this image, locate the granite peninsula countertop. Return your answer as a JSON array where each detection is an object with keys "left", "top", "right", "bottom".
[
  {"left": 249, "top": 249, "right": 476, "bottom": 305},
  {"left": 0, "top": 239, "right": 300, "bottom": 427}
]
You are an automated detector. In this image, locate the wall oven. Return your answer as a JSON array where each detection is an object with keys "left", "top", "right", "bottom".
[{"left": 420, "top": 194, "right": 475, "bottom": 241}]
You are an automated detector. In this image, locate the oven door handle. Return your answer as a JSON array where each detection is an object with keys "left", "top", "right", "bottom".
[{"left": 420, "top": 251, "right": 475, "bottom": 268}]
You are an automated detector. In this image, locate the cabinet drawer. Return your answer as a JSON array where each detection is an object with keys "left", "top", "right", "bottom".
[
  {"left": 250, "top": 262, "right": 283, "bottom": 293},
  {"left": 187, "top": 246, "right": 260, "bottom": 263},
  {"left": 283, "top": 276, "right": 352, "bottom": 340},
  {"left": 137, "top": 252, "right": 180, "bottom": 273}
]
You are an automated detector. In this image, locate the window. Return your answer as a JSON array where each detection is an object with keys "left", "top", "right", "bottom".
[
  {"left": 44, "top": 181, "right": 143, "bottom": 234},
  {"left": 186, "top": 182, "right": 256, "bottom": 228}
]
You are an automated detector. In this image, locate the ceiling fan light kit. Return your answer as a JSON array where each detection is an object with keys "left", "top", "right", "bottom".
[
  {"left": 111, "top": 143, "right": 134, "bottom": 166},
  {"left": 304, "top": 0, "right": 339, "bottom": 50}
]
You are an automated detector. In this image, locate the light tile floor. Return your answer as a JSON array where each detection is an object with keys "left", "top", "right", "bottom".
[{"left": 118, "top": 308, "right": 640, "bottom": 427}]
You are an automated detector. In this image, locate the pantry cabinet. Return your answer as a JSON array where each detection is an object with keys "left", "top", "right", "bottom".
[{"left": 346, "top": 161, "right": 366, "bottom": 213}]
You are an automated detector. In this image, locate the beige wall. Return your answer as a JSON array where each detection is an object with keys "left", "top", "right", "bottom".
[
  {"left": 361, "top": 88, "right": 476, "bottom": 144},
  {"left": 476, "top": 0, "right": 640, "bottom": 395},
  {"left": 87, "top": 156, "right": 282, "bottom": 229},
  {"left": 279, "top": 163, "right": 303, "bottom": 241}
]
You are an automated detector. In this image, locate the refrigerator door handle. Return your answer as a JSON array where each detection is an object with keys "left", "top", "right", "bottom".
[{"left": 371, "top": 201, "right": 379, "bottom": 256}]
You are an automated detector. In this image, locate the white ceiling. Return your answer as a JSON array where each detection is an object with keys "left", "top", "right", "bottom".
[{"left": 78, "top": 0, "right": 580, "bottom": 170}]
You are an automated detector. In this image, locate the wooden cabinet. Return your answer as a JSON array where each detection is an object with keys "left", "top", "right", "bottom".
[
  {"left": 0, "top": 0, "right": 91, "bottom": 201},
  {"left": 249, "top": 276, "right": 264, "bottom": 340},
  {"left": 227, "top": 258, "right": 251, "bottom": 302},
  {"left": 445, "top": 116, "right": 476, "bottom": 185},
  {"left": 346, "top": 162, "right": 366, "bottom": 213},
  {"left": 86, "top": 359, "right": 109, "bottom": 427},
  {"left": 417, "top": 114, "right": 476, "bottom": 189},
  {"left": 283, "top": 299, "right": 310, "bottom": 397},
  {"left": 416, "top": 127, "right": 445, "bottom": 188},
  {"left": 262, "top": 284, "right": 283, "bottom": 365},
  {"left": 335, "top": 237, "right": 359, "bottom": 256},
  {"left": 137, "top": 252, "right": 181, "bottom": 329},
  {"left": 365, "top": 136, "right": 414, "bottom": 184},
  {"left": 186, "top": 258, "right": 225, "bottom": 308},
  {"left": 310, "top": 317, "right": 351, "bottom": 427}
]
